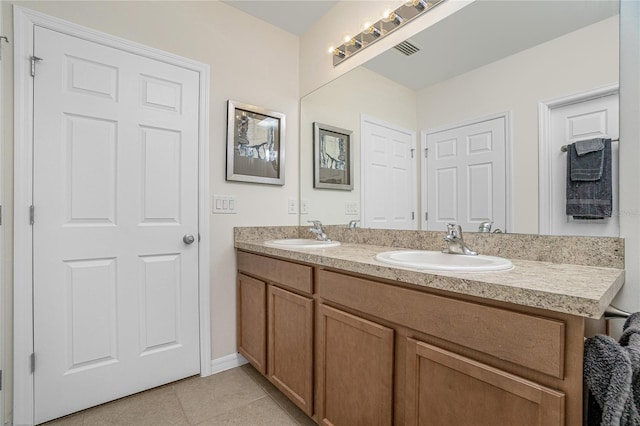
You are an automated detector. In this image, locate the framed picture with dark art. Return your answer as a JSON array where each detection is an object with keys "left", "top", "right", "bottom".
[
  {"left": 226, "top": 100, "right": 285, "bottom": 185},
  {"left": 313, "top": 122, "right": 353, "bottom": 190}
]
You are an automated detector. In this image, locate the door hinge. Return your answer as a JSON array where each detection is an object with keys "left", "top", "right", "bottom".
[
  {"left": 424, "top": 148, "right": 429, "bottom": 158},
  {"left": 425, "top": 212, "right": 428, "bottom": 221},
  {"left": 0, "top": 35, "right": 9, "bottom": 61},
  {"left": 410, "top": 148, "right": 415, "bottom": 159},
  {"left": 412, "top": 211, "right": 415, "bottom": 220},
  {"left": 30, "top": 56, "right": 43, "bottom": 77},
  {"left": 30, "top": 353, "right": 35, "bottom": 374},
  {"left": 29, "top": 205, "right": 35, "bottom": 225}
]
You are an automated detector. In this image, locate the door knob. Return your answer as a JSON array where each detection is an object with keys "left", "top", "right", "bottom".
[{"left": 183, "top": 234, "right": 196, "bottom": 245}]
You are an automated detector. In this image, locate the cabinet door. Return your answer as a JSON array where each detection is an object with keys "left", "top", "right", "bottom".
[
  {"left": 318, "top": 304, "right": 394, "bottom": 426},
  {"left": 405, "top": 338, "right": 565, "bottom": 426},
  {"left": 237, "top": 273, "right": 266, "bottom": 374},
  {"left": 268, "top": 285, "right": 314, "bottom": 415}
]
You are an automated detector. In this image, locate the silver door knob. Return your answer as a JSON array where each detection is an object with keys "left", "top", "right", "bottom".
[{"left": 183, "top": 234, "right": 195, "bottom": 245}]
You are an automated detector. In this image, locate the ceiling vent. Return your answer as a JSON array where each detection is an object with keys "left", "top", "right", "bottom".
[{"left": 394, "top": 39, "right": 421, "bottom": 56}]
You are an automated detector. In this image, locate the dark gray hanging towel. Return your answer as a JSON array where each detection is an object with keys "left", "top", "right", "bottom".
[{"left": 566, "top": 138, "right": 612, "bottom": 219}]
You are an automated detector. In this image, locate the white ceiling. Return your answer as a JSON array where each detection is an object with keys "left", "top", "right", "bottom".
[
  {"left": 364, "top": 0, "right": 620, "bottom": 90},
  {"left": 223, "top": 0, "right": 338, "bottom": 36}
]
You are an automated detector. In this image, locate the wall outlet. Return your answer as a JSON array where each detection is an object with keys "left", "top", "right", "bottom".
[
  {"left": 288, "top": 199, "right": 298, "bottom": 214},
  {"left": 345, "top": 201, "right": 359, "bottom": 215},
  {"left": 300, "top": 199, "right": 309, "bottom": 215},
  {"left": 213, "top": 195, "right": 237, "bottom": 214}
]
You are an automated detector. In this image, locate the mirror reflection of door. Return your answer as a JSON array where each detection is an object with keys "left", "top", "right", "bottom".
[
  {"left": 361, "top": 116, "right": 417, "bottom": 229},
  {"left": 540, "top": 87, "right": 619, "bottom": 237},
  {"left": 422, "top": 114, "right": 509, "bottom": 233}
]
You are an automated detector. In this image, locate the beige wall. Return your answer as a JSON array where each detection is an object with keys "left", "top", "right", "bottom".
[
  {"left": 416, "top": 16, "right": 619, "bottom": 234},
  {"left": 300, "top": 66, "right": 417, "bottom": 225},
  {"left": 1, "top": 1, "right": 299, "bottom": 419}
]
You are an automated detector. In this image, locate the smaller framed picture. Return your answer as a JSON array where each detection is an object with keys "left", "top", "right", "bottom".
[
  {"left": 313, "top": 122, "right": 353, "bottom": 190},
  {"left": 226, "top": 100, "right": 285, "bottom": 185}
]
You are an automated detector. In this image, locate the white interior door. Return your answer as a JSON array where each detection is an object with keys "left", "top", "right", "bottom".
[
  {"left": 544, "top": 92, "right": 619, "bottom": 237},
  {"left": 362, "top": 116, "right": 417, "bottom": 229},
  {"left": 423, "top": 115, "right": 508, "bottom": 232},
  {"left": 32, "top": 26, "right": 201, "bottom": 423}
]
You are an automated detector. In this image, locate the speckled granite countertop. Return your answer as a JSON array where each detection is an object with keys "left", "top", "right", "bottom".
[{"left": 234, "top": 227, "right": 625, "bottom": 319}]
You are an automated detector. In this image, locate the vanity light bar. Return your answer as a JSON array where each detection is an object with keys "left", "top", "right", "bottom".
[{"left": 331, "top": 0, "right": 445, "bottom": 66}]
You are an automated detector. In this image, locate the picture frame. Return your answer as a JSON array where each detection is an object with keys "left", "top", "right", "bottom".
[
  {"left": 313, "top": 122, "right": 353, "bottom": 190},
  {"left": 226, "top": 100, "right": 285, "bottom": 185}
]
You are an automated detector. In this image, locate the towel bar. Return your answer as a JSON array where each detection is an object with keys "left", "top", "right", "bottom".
[
  {"left": 605, "top": 305, "right": 631, "bottom": 319},
  {"left": 560, "top": 138, "right": 619, "bottom": 153}
]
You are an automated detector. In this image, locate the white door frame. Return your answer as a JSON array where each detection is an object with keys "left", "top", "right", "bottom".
[
  {"left": 421, "top": 112, "right": 512, "bottom": 232},
  {"left": 360, "top": 114, "right": 417, "bottom": 229},
  {"left": 0, "top": 2, "right": 6, "bottom": 424},
  {"left": 13, "top": 7, "right": 211, "bottom": 425},
  {"left": 538, "top": 83, "right": 619, "bottom": 234}
]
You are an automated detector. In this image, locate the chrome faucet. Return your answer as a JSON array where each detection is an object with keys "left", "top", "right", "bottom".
[
  {"left": 309, "top": 220, "right": 331, "bottom": 242},
  {"left": 347, "top": 220, "right": 360, "bottom": 229},
  {"left": 443, "top": 223, "right": 477, "bottom": 255}
]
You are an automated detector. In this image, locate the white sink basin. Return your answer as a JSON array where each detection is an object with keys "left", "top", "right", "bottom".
[
  {"left": 375, "top": 250, "right": 513, "bottom": 272},
  {"left": 264, "top": 239, "right": 341, "bottom": 249}
]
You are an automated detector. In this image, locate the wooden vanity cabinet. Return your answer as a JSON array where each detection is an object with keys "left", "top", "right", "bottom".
[
  {"left": 317, "top": 304, "right": 394, "bottom": 426},
  {"left": 268, "top": 285, "right": 314, "bottom": 415},
  {"left": 237, "top": 251, "right": 314, "bottom": 416},
  {"left": 404, "top": 338, "right": 565, "bottom": 426},
  {"left": 237, "top": 273, "right": 267, "bottom": 374},
  {"left": 237, "top": 250, "right": 586, "bottom": 426}
]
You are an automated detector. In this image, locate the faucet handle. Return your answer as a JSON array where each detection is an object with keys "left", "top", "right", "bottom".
[
  {"left": 478, "top": 221, "right": 493, "bottom": 232},
  {"left": 308, "top": 220, "right": 323, "bottom": 229},
  {"left": 445, "top": 223, "right": 462, "bottom": 238}
]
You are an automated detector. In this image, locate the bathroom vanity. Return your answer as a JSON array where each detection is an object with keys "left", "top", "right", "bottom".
[{"left": 234, "top": 227, "right": 624, "bottom": 426}]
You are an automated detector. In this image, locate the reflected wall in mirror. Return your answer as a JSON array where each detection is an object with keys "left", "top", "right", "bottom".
[{"left": 300, "top": 0, "right": 619, "bottom": 236}]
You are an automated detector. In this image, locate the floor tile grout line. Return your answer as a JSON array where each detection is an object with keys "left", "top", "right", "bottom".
[{"left": 169, "top": 383, "right": 194, "bottom": 426}]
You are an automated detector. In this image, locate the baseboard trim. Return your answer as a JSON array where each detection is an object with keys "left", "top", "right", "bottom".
[{"left": 209, "top": 353, "right": 248, "bottom": 375}]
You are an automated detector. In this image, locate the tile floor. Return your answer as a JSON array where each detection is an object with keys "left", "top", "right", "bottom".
[{"left": 42, "top": 364, "right": 316, "bottom": 426}]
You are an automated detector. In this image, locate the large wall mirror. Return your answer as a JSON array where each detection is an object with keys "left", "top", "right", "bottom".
[{"left": 300, "top": 0, "right": 619, "bottom": 236}]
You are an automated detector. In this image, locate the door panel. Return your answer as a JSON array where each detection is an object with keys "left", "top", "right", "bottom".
[
  {"left": 33, "top": 26, "right": 200, "bottom": 423},
  {"left": 237, "top": 273, "right": 267, "bottom": 374},
  {"left": 362, "top": 118, "right": 417, "bottom": 229},
  {"left": 317, "top": 304, "right": 394, "bottom": 426},
  {"left": 268, "top": 285, "right": 314, "bottom": 415},
  {"left": 547, "top": 93, "right": 619, "bottom": 236},
  {"left": 425, "top": 116, "right": 507, "bottom": 232},
  {"left": 405, "top": 339, "right": 565, "bottom": 426}
]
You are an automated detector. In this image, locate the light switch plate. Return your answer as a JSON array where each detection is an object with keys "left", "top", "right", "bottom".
[
  {"left": 345, "top": 201, "right": 359, "bottom": 215},
  {"left": 213, "top": 195, "right": 237, "bottom": 214},
  {"left": 301, "top": 199, "right": 309, "bottom": 215},
  {"left": 288, "top": 199, "right": 298, "bottom": 214}
]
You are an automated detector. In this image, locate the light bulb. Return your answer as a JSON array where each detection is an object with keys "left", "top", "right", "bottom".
[
  {"left": 364, "top": 25, "right": 381, "bottom": 38},
  {"left": 386, "top": 11, "right": 403, "bottom": 26},
  {"left": 327, "top": 45, "right": 335, "bottom": 54},
  {"left": 411, "top": 0, "right": 428, "bottom": 11}
]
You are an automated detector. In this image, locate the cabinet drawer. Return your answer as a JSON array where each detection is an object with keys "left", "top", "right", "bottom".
[
  {"left": 237, "top": 251, "right": 313, "bottom": 295},
  {"left": 318, "top": 269, "right": 565, "bottom": 378}
]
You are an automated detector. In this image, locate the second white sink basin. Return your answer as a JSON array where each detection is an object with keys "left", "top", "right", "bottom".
[
  {"left": 375, "top": 250, "right": 513, "bottom": 272},
  {"left": 264, "top": 239, "right": 341, "bottom": 249}
]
